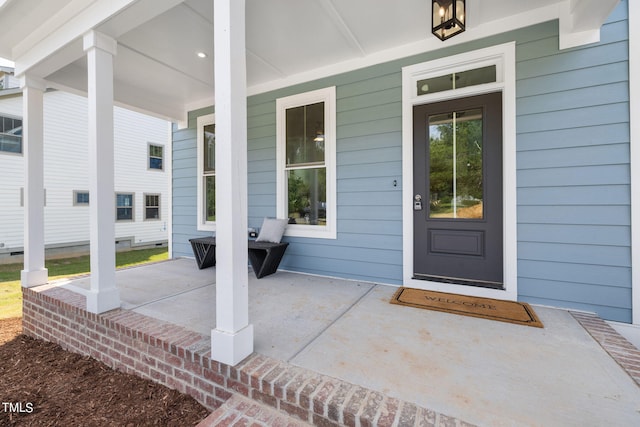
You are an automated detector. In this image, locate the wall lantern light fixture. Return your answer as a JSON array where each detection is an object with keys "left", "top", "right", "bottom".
[{"left": 432, "top": 0, "right": 465, "bottom": 41}]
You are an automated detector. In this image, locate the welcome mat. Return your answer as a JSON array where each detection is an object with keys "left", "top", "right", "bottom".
[{"left": 391, "top": 287, "right": 543, "bottom": 328}]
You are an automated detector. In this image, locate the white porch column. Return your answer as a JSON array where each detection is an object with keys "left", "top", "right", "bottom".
[
  {"left": 20, "top": 76, "right": 48, "bottom": 287},
  {"left": 83, "top": 31, "right": 119, "bottom": 314},
  {"left": 211, "top": 0, "right": 254, "bottom": 365}
]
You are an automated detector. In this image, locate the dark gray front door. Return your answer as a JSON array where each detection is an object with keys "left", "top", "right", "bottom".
[{"left": 413, "top": 92, "right": 503, "bottom": 288}]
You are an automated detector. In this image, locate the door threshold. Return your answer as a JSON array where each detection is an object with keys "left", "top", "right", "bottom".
[{"left": 412, "top": 273, "right": 504, "bottom": 290}]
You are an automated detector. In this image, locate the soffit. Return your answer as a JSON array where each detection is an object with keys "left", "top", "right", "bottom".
[{"left": 0, "top": 0, "right": 619, "bottom": 121}]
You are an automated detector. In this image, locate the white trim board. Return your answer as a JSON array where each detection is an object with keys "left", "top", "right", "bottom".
[
  {"left": 275, "top": 86, "right": 337, "bottom": 240},
  {"left": 196, "top": 113, "right": 216, "bottom": 232},
  {"left": 401, "top": 42, "right": 518, "bottom": 301},
  {"left": 629, "top": 0, "right": 639, "bottom": 325}
]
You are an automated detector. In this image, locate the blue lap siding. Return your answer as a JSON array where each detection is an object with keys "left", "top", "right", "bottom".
[{"left": 173, "top": 2, "right": 631, "bottom": 322}]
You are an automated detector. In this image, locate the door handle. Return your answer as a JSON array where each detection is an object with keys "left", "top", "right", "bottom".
[{"left": 414, "top": 194, "right": 423, "bottom": 211}]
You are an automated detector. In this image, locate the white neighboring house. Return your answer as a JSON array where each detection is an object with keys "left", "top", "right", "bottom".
[
  {"left": 0, "top": 69, "right": 169, "bottom": 264},
  {"left": 0, "top": 66, "right": 19, "bottom": 89}
]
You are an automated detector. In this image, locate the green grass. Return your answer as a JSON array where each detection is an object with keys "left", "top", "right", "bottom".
[
  {"left": 0, "top": 247, "right": 168, "bottom": 320},
  {"left": 0, "top": 281, "right": 22, "bottom": 319}
]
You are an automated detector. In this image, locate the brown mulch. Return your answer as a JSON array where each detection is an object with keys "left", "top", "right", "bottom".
[{"left": 0, "top": 318, "right": 210, "bottom": 426}]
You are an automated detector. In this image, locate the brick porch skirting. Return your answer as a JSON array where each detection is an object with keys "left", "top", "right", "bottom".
[
  {"left": 22, "top": 286, "right": 475, "bottom": 427},
  {"left": 570, "top": 311, "right": 640, "bottom": 387}
]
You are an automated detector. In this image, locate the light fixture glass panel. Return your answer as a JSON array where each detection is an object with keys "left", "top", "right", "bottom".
[
  {"left": 432, "top": 0, "right": 465, "bottom": 40},
  {"left": 456, "top": 0, "right": 465, "bottom": 23}
]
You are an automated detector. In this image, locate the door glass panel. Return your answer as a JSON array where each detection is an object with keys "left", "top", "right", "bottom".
[{"left": 428, "top": 108, "right": 483, "bottom": 219}]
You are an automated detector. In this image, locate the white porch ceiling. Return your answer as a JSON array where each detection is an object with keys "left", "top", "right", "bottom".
[{"left": 0, "top": 0, "right": 619, "bottom": 122}]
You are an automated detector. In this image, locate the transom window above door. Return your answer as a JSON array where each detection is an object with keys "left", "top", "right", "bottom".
[{"left": 417, "top": 65, "right": 496, "bottom": 96}]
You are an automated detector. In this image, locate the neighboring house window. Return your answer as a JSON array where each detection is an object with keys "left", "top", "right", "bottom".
[
  {"left": 276, "top": 87, "right": 337, "bottom": 239},
  {"left": 73, "top": 191, "right": 89, "bottom": 205},
  {"left": 196, "top": 114, "right": 216, "bottom": 231},
  {"left": 0, "top": 115, "right": 22, "bottom": 154},
  {"left": 149, "top": 144, "right": 164, "bottom": 170},
  {"left": 144, "top": 194, "right": 160, "bottom": 220},
  {"left": 116, "top": 193, "right": 134, "bottom": 221}
]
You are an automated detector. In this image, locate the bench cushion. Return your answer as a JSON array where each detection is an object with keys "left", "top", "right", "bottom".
[{"left": 256, "top": 217, "right": 287, "bottom": 243}]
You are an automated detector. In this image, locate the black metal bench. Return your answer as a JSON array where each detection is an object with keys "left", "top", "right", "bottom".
[{"left": 188, "top": 236, "right": 289, "bottom": 279}]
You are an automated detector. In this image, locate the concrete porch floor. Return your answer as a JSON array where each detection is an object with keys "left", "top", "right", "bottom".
[{"left": 56, "top": 258, "right": 640, "bottom": 426}]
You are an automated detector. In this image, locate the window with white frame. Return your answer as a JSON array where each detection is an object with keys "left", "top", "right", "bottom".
[
  {"left": 148, "top": 144, "right": 164, "bottom": 170},
  {"left": 196, "top": 114, "right": 216, "bottom": 231},
  {"left": 73, "top": 190, "right": 89, "bottom": 206},
  {"left": 144, "top": 194, "right": 160, "bottom": 220},
  {"left": 0, "top": 115, "right": 22, "bottom": 154},
  {"left": 276, "top": 87, "right": 336, "bottom": 239},
  {"left": 116, "top": 193, "right": 134, "bottom": 221}
]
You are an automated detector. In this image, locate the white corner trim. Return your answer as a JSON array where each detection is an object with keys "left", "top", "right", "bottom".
[
  {"left": 166, "top": 121, "right": 174, "bottom": 259},
  {"left": 629, "top": 0, "right": 639, "bottom": 325},
  {"left": 196, "top": 113, "right": 216, "bottom": 232},
  {"left": 401, "top": 42, "right": 517, "bottom": 301}
]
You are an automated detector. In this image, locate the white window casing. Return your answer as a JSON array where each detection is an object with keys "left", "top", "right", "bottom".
[
  {"left": 197, "top": 114, "right": 215, "bottom": 231},
  {"left": 115, "top": 192, "right": 135, "bottom": 222},
  {"left": 276, "top": 86, "right": 337, "bottom": 239},
  {"left": 144, "top": 193, "right": 161, "bottom": 221},
  {"left": 148, "top": 143, "right": 164, "bottom": 171},
  {"left": 73, "top": 190, "right": 90, "bottom": 206}
]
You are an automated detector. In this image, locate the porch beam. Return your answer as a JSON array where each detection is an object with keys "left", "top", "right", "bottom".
[
  {"left": 211, "top": 0, "right": 254, "bottom": 366},
  {"left": 20, "top": 75, "right": 48, "bottom": 288},
  {"left": 14, "top": 0, "right": 184, "bottom": 80},
  {"left": 83, "top": 30, "right": 120, "bottom": 314}
]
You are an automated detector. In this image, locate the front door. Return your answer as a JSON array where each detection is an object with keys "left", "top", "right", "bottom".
[{"left": 413, "top": 92, "right": 503, "bottom": 288}]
